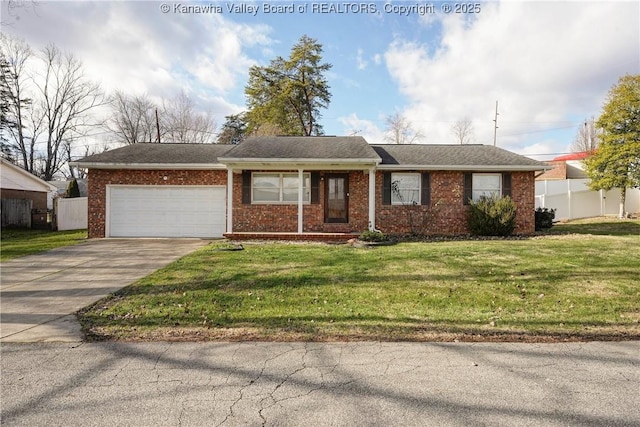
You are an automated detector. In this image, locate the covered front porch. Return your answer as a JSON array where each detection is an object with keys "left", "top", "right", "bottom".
[{"left": 223, "top": 231, "right": 360, "bottom": 242}]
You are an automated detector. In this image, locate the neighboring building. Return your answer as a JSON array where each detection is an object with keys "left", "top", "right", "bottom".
[
  {"left": 48, "top": 179, "right": 88, "bottom": 209},
  {"left": 536, "top": 152, "right": 589, "bottom": 180},
  {"left": 72, "top": 137, "right": 549, "bottom": 239},
  {"left": 1, "top": 158, "right": 57, "bottom": 228},
  {"left": 535, "top": 152, "right": 640, "bottom": 220}
]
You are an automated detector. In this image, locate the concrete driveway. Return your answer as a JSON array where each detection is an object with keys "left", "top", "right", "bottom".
[{"left": 0, "top": 239, "right": 210, "bottom": 343}]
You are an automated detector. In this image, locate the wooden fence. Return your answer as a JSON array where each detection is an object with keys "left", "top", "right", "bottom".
[{"left": 1, "top": 198, "right": 32, "bottom": 228}]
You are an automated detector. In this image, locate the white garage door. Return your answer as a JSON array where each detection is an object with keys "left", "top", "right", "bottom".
[{"left": 108, "top": 186, "right": 226, "bottom": 238}]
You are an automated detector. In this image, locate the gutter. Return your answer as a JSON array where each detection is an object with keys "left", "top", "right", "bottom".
[{"left": 69, "top": 162, "right": 228, "bottom": 170}]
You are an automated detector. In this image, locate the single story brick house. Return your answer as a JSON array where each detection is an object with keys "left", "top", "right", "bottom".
[{"left": 72, "top": 136, "right": 548, "bottom": 239}]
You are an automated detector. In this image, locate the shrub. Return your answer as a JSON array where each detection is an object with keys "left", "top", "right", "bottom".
[
  {"left": 468, "top": 195, "right": 517, "bottom": 236},
  {"left": 359, "top": 230, "right": 389, "bottom": 242},
  {"left": 535, "top": 207, "right": 556, "bottom": 230}
]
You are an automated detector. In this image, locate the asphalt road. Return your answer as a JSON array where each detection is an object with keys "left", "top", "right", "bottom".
[{"left": 1, "top": 341, "right": 638, "bottom": 426}]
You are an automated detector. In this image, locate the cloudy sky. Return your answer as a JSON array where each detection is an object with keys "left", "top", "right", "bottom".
[{"left": 2, "top": 0, "right": 638, "bottom": 159}]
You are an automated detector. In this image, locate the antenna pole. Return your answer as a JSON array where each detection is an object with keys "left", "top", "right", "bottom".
[
  {"left": 493, "top": 100, "right": 499, "bottom": 146},
  {"left": 155, "top": 108, "right": 161, "bottom": 143}
]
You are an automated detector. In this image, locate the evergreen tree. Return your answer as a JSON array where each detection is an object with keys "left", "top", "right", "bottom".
[{"left": 245, "top": 35, "right": 332, "bottom": 136}]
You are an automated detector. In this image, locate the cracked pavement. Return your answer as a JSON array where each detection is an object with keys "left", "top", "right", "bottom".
[{"left": 1, "top": 341, "right": 639, "bottom": 426}]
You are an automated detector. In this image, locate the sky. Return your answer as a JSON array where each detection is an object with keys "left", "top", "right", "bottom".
[{"left": 1, "top": 0, "right": 639, "bottom": 160}]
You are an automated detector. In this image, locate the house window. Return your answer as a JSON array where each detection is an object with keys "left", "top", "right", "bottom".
[
  {"left": 252, "top": 172, "right": 310, "bottom": 203},
  {"left": 472, "top": 173, "right": 501, "bottom": 201},
  {"left": 391, "top": 173, "right": 421, "bottom": 205},
  {"left": 383, "top": 172, "right": 430, "bottom": 206}
]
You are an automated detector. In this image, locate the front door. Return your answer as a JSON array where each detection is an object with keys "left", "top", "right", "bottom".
[{"left": 325, "top": 174, "right": 349, "bottom": 223}]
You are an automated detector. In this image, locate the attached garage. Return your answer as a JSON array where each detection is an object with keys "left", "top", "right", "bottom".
[{"left": 107, "top": 186, "right": 226, "bottom": 238}]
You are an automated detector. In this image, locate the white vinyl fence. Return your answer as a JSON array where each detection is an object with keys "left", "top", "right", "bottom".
[
  {"left": 535, "top": 179, "right": 640, "bottom": 220},
  {"left": 55, "top": 197, "right": 88, "bottom": 231}
]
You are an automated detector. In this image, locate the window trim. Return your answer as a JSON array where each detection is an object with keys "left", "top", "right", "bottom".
[
  {"left": 462, "top": 172, "right": 513, "bottom": 206},
  {"left": 251, "top": 172, "right": 311, "bottom": 204},
  {"left": 390, "top": 172, "right": 421, "bottom": 205},
  {"left": 471, "top": 173, "right": 502, "bottom": 202}
]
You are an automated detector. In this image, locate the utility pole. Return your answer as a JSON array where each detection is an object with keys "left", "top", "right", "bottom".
[
  {"left": 493, "top": 100, "right": 499, "bottom": 146},
  {"left": 155, "top": 108, "right": 161, "bottom": 143}
]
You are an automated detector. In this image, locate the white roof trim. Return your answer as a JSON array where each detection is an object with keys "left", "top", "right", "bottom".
[
  {"left": 220, "top": 158, "right": 380, "bottom": 171},
  {"left": 69, "top": 162, "right": 227, "bottom": 170},
  {"left": 0, "top": 158, "right": 57, "bottom": 191},
  {"left": 219, "top": 157, "right": 381, "bottom": 164},
  {"left": 377, "top": 164, "right": 552, "bottom": 171}
]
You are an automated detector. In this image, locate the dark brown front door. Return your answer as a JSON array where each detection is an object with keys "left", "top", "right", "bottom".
[{"left": 325, "top": 174, "right": 348, "bottom": 223}]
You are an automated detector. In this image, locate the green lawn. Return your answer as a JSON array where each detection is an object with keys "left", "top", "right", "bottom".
[
  {"left": 79, "top": 218, "right": 640, "bottom": 342},
  {"left": 0, "top": 229, "right": 87, "bottom": 261}
]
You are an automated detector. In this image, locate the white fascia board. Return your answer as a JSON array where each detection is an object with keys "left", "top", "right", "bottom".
[
  {"left": 221, "top": 158, "right": 380, "bottom": 170},
  {"left": 376, "top": 164, "right": 552, "bottom": 171},
  {"left": 69, "top": 162, "right": 227, "bottom": 170},
  {"left": 1, "top": 159, "right": 57, "bottom": 191}
]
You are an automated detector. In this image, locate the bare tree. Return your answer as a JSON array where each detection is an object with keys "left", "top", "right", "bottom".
[
  {"left": 451, "top": 118, "right": 474, "bottom": 144},
  {"left": 106, "top": 91, "right": 157, "bottom": 144},
  {"left": 106, "top": 90, "right": 217, "bottom": 144},
  {"left": 161, "top": 91, "right": 216, "bottom": 144},
  {"left": 32, "top": 44, "right": 105, "bottom": 180},
  {"left": 383, "top": 112, "right": 423, "bottom": 144},
  {"left": 570, "top": 116, "right": 600, "bottom": 153},
  {"left": 1, "top": 35, "right": 104, "bottom": 180},
  {"left": 0, "top": 33, "right": 34, "bottom": 171}
]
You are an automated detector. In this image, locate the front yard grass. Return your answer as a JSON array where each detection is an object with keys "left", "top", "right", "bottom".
[
  {"left": 79, "top": 218, "right": 640, "bottom": 342},
  {"left": 1, "top": 229, "right": 87, "bottom": 261}
]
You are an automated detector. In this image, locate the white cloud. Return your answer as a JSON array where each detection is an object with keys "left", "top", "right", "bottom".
[
  {"left": 1, "top": 1, "right": 273, "bottom": 119},
  {"left": 356, "top": 48, "right": 368, "bottom": 70},
  {"left": 338, "top": 113, "right": 386, "bottom": 143},
  {"left": 384, "top": 1, "right": 639, "bottom": 155}
]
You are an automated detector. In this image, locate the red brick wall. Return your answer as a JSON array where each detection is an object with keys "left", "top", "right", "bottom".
[
  {"left": 88, "top": 168, "right": 536, "bottom": 238},
  {"left": 537, "top": 161, "right": 566, "bottom": 180},
  {"left": 375, "top": 171, "right": 536, "bottom": 235},
  {"left": 87, "top": 169, "right": 227, "bottom": 238},
  {"left": 232, "top": 171, "right": 369, "bottom": 233}
]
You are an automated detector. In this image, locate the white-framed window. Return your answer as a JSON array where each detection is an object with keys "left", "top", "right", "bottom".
[
  {"left": 252, "top": 172, "right": 310, "bottom": 203},
  {"left": 391, "top": 172, "right": 421, "bottom": 205},
  {"left": 472, "top": 173, "right": 501, "bottom": 201}
]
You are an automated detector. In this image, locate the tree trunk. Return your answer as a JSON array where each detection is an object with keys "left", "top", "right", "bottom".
[{"left": 619, "top": 187, "right": 626, "bottom": 219}]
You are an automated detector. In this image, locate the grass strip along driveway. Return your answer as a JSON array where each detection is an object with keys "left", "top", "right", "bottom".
[
  {"left": 1, "top": 229, "right": 87, "bottom": 261},
  {"left": 79, "top": 219, "right": 640, "bottom": 342}
]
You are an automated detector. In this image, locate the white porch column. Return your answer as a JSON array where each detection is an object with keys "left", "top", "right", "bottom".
[
  {"left": 368, "top": 167, "right": 376, "bottom": 230},
  {"left": 298, "top": 169, "right": 304, "bottom": 234},
  {"left": 226, "top": 167, "right": 234, "bottom": 234}
]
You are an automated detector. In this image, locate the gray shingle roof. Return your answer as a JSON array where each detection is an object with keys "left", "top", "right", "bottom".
[
  {"left": 220, "top": 136, "right": 380, "bottom": 161},
  {"left": 372, "top": 144, "right": 547, "bottom": 170},
  {"left": 74, "top": 143, "right": 234, "bottom": 166},
  {"left": 73, "top": 139, "right": 548, "bottom": 171}
]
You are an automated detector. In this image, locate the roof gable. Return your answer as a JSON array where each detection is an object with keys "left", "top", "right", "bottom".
[
  {"left": 1, "top": 158, "right": 57, "bottom": 192},
  {"left": 72, "top": 143, "right": 234, "bottom": 169},
  {"left": 372, "top": 144, "right": 547, "bottom": 171},
  {"left": 220, "top": 136, "right": 381, "bottom": 162}
]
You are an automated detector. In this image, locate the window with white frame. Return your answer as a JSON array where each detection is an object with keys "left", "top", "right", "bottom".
[
  {"left": 472, "top": 173, "right": 501, "bottom": 201},
  {"left": 391, "top": 173, "right": 421, "bottom": 205},
  {"left": 252, "top": 172, "right": 310, "bottom": 203}
]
